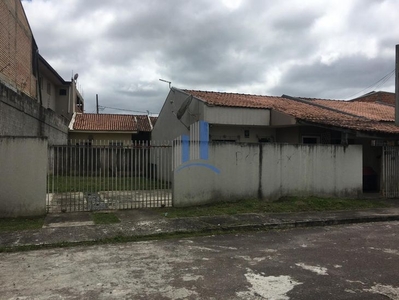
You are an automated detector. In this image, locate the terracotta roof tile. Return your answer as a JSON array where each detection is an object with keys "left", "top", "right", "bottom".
[
  {"left": 72, "top": 113, "right": 156, "bottom": 132},
  {"left": 182, "top": 89, "right": 399, "bottom": 135},
  {"left": 302, "top": 98, "right": 394, "bottom": 122},
  {"left": 185, "top": 90, "right": 278, "bottom": 109}
]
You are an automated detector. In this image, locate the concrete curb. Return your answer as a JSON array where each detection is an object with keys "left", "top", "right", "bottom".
[
  {"left": 215, "top": 214, "right": 399, "bottom": 232},
  {"left": 1, "top": 212, "right": 399, "bottom": 251}
]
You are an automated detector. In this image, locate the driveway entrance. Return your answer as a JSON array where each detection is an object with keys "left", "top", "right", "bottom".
[{"left": 47, "top": 141, "right": 172, "bottom": 213}]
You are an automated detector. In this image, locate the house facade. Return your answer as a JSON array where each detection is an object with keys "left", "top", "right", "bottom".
[
  {"left": 152, "top": 88, "right": 399, "bottom": 196},
  {"left": 38, "top": 54, "right": 84, "bottom": 120},
  {"left": 0, "top": 0, "right": 83, "bottom": 145}
]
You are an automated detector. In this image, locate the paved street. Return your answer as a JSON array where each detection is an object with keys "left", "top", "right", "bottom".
[{"left": 1, "top": 221, "right": 399, "bottom": 299}]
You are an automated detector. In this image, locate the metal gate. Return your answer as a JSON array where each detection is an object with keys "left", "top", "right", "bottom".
[
  {"left": 382, "top": 146, "right": 399, "bottom": 198},
  {"left": 47, "top": 140, "right": 172, "bottom": 213}
]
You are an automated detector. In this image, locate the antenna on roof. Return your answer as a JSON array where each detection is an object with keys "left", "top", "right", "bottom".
[{"left": 159, "top": 78, "right": 171, "bottom": 89}]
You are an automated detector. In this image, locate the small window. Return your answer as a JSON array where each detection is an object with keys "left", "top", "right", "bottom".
[
  {"left": 244, "top": 130, "right": 250, "bottom": 138},
  {"left": 59, "top": 88, "right": 67, "bottom": 95},
  {"left": 302, "top": 136, "right": 320, "bottom": 144}
]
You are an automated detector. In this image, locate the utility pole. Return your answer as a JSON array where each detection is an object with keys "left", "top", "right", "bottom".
[{"left": 96, "top": 94, "right": 99, "bottom": 114}]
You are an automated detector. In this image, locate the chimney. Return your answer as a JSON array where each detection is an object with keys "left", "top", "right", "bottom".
[{"left": 396, "top": 44, "right": 399, "bottom": 126}]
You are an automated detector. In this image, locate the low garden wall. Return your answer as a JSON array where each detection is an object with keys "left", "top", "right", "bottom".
[{"left": 173, "top": 142, "right": 362, "bottom": 207}]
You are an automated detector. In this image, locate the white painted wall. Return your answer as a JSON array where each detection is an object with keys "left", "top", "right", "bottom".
[
  {"left": 210, "top": 125, "right": 276, "bottom": 143},
  {"left": 261, "top": 144, "right": 362, "bottom": 199},
  {"left": 174, "top": 143, "right": 260, "bottom": 206},
  {"left": 0, "top": 137, "right": 47, "bottom": 217},
  {"left": 41, "top": 77, "right": 57, "bottom": 111},
  {"left": 204, "top": 106, "right": 270, "bottom": 126},
  {"left": 153, "top": 88, "right": 212, "bottom": 141},
  {"left": 173, "top": 143, "right": 362, "bottom": 206}
]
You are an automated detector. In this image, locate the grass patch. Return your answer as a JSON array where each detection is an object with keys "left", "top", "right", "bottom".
[
  {"left": 91, "top": 212, "right": 120, "bottom": 225},
  {"left": 0, "top": 216, "right": 45, "bottom": 232},
  {"left": 159, "top": 196, "right": 391, "bottom": 218},
  {"left": 47, "top": 175, "right": 169, "bottom": 193}
]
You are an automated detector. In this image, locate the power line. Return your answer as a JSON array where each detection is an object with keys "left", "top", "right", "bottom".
[
  {"left": 346, "top": 69, "right": 395, "bottom": 100},
  {"left": 98, "top": 105, "right": 153, "bottom": 115}
]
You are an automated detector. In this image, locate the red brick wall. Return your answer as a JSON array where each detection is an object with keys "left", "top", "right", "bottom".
[{"left": 0, "top": 0, "right": 37, "bottom": 98}]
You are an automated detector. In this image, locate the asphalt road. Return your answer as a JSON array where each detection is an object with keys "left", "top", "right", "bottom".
[{"left": 1, "top": 221, "right": 399, "bottom": 299}]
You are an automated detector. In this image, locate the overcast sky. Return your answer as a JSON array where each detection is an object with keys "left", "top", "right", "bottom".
[{"left": 22, "top": 0, "right": 398, "bottom": 115}]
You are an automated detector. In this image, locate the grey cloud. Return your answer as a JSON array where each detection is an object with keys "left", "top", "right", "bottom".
[
  {"left": 269, "top": 54, "right": 394, "bottom": 99},
  {"left": 22, "top": 0, "right": 398, "bottom": 114}
]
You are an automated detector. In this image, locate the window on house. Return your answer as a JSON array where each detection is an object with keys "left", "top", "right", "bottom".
[
  {"left": 59, "top": 88, "right": 67, "bottom": 95},
  {"left": 244, "top": 130, "right": 250, "bottom": 138},
  {"left": 47, "top": 82, "right": 51, "bottom": 95},
  {"left": 302, "top": 136, "right": 320, "bottom": 144}
]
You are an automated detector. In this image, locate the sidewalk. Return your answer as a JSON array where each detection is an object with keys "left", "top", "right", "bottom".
[{"left": 1, "top": 206, "right": 399, "bottom": 250}]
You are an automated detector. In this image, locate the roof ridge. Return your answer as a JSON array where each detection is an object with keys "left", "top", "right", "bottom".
[
  {"left": 183, "top": 89, "right": 281, "bottom": 98},
  {"left": 282, "top": 94, "right": 368, "bottom": 120}
]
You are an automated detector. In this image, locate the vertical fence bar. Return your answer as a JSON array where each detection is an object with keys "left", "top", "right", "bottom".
[
  {"left": 154, "top": 141, "right": 157, "bottom": 208},
  {"left": 61, "top": 145, "right": 65, "bottom": 212},
  {"left": 95, "top": 140, "right": 97, "bottom": 208},
  {"left": 79, "top": 140, "right": 82, "bottom": 211},
  {"left": 145, "top": 141, "right": 149, "bottom": 207},
  {"left": 384, "top": 147, "right": 387, "bottom": 197},
  {"left": 123, "top": 140, "right": 125, "bottom": 208},
  {"left": 139, "top": 140, "right": 142, "bottom": 208},
  {"left": 168, "top": 140, "right": 172, "bottom": 206},
  {"left": 72, "top": 142, "right": 75, "bottom": 212},
  {"left": 69, "top": 143, "right": 72, "bottom": 212},
  {"left": 136, "top": 140, "right": 139, "bottom": 208},
  {"left": 134, "top": 141, "right": 137, "bottom": 208},
  {"left": 131, "top": 141, "right": 134, "bottom": 209},
  {"left": 86, "top": 140, "right": 89, "bottom": 211}
]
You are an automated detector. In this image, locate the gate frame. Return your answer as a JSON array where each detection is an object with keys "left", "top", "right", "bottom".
[{"left": 46, "top": 140, "right": 173, "bottom": 213}]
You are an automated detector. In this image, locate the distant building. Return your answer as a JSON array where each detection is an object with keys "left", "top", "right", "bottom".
[
  {"left": 68, "top": 113, "right": 156, "bottom": 145},
  {"left": 350, "top": 91, "right": 395, "bottom": 106}
]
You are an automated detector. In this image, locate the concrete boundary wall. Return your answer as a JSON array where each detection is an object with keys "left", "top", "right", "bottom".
[
  {"left": 0, "top": 82, "right": 69, "bottom": 145},
  {"left": 0, "top": 137, "right": 47, "bottom": 217},
  {"left": 173, "top": 142, "right": 362, "bottom": 207},
  {"left": 261, "top": 144, "right": 362, "bottom": 199}
]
